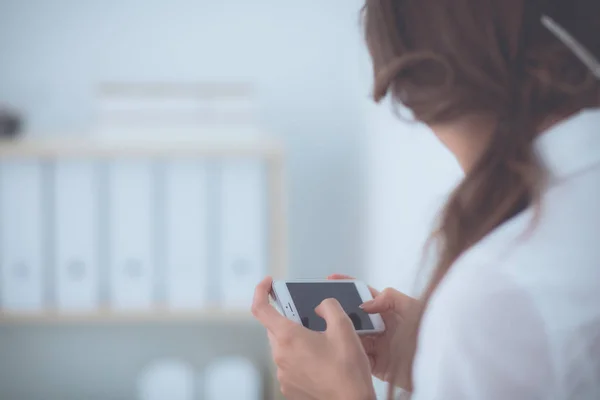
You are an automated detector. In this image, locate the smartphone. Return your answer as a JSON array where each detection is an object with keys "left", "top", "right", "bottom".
[{"left": 270, "top": 280, "right": 385, "bottom": 335}]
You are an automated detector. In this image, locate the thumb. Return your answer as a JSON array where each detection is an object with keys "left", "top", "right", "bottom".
[
  {"left": 315, "top": 298, "right": 354, "bottom": 333},
  {"left": 360, "top": 288, "right": 411, "bottom": 314}
]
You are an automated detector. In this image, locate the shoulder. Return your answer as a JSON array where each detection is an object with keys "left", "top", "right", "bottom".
[
  {"left": 421, "top": 247, "right": 548, "bottom": 343},
  {"left": 412, "top": 252, "right": 556, "bottom": 399},
  {"left": 411, "top": 159, "right": 600, "bottom": 399},
  {"left": 412, "top": 191, "right": 600, "bottom": 399}
]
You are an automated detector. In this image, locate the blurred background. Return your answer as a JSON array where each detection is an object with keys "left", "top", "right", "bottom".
[{"left": 0, "top": 0, "right": 462, "bottom": 399}]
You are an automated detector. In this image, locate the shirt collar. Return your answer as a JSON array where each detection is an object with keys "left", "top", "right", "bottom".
[{"left": 535, "top": 108, "right": 600, "bottom": 182}]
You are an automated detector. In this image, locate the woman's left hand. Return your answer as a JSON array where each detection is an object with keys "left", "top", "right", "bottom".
[{"left": 251, "top": 277, "right": 376, "bottom": 400}]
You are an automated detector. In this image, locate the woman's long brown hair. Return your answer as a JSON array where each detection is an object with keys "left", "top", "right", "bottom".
[{"left": 361, "top": 0, "right": 600, "bottom": 398}]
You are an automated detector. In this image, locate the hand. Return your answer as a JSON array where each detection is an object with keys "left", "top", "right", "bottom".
[
  {"left": 328, "top": 274, "right": 422, "bottom": 392},
  {"left": 252, "top": 277, "right": 376, "bottom": 400}
]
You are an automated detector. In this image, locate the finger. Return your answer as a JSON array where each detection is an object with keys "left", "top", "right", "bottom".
[
  {"left": 267, "top": 330, "right": 276, "bottom": 344},
  {"left": 314, "top": 298, "right": 354, "bottom": 334},
  {"left": 361, "top": 336, "right": 376, "bottom": 354},
  {"left": 327, "top": 274, "right": 355, "bottom": 280},
  {"left": 368, "top": 354, "right": 376, "bottom": 371},
  {"left": 360, "top": 336, "right": 377, "bottom": 371},
  {"left": 360, "top": 287, "right": 411, "bottom": 314},
  {"left": 252, "top": 276, "right": 295, "bottom": 334},
  {"left": 367, "top": 285, "right": 381, "bottom": 298}
]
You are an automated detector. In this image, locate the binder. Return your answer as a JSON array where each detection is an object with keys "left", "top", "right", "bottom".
[
  {"left": 164, "top": 160, "right": 209, "bottom": 309},
  {"left": 54, "top": 161, "right": 99, "bottom": 311},
  {"left": 204, "top": 357, "right": 261, "bottom": 400},
  {"left": 0, "top": 161, "right": 44, "bottom": 311},
  {"left": 108, "top": 161, "right": 154, "bottom": 310},
  {"left": 218, "top": 161, "right": 267, "bottom": 309}
]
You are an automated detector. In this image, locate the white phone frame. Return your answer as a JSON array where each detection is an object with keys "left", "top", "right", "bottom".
[{"left": 270, "top": 279, "right": 385, "bottom": 335}]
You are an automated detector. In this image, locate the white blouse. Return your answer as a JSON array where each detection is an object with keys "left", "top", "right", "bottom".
[{"left": 412, "top": 109, "right": 600, "bottom": 400}]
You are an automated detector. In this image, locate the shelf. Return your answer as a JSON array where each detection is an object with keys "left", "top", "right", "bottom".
[
  {"left": 0, "top": 136, "right": 284, "bottom": 160},
  {"left": 0, "top": 308, "right": 256, "bottom": 325}
]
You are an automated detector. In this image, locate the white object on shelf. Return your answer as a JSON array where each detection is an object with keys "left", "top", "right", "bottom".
[
  {"left": 108, "top": 161, "right": 155, "bottom": 310},
  {"left": 0, "top": 161, "right": 44, "bottom": 311},
  {"left": 204, "top": 356, "right": 261, "bottom": 400},
  {"left": 165, "top": 160, "right": 209, "bottom": 309},
  {"left": 54, "top": 161, "right": 99, "bottom": 311},
  {"left": 218, "top": 161, "right": 267, "bottom": 309},
  {"left": 93, "top": 82, "right": 261, "bottom": 139},
  {"left": 137, "top": 359, "right": 195, "bottom": 400}
]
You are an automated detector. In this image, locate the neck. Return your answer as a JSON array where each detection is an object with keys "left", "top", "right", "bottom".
[
  {"left": 431, "top": 115, "right": 496, "bottom": 172},
  {"left": 431, "top": 113, "right": 571, "bottom": 172}
]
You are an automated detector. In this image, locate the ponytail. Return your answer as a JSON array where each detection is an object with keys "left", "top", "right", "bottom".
[
  {"left": 424, "top": 0, "right": 545, "bottom": 298},
  {"left": 423, "top": 109, "right": 545, "bottom": 299}
]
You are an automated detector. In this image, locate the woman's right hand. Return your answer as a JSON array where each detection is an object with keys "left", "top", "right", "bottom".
[{"left": 328, "top": 274, "right": 422, "bottom": 392}]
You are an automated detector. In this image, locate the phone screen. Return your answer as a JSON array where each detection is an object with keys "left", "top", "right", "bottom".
[{"left": 286, "top": 282, "right": 374, "bottom": 332}]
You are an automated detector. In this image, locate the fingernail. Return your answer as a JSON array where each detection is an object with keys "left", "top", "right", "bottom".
[{"left": 360, "top": 300, "right": 375, "bottom": 309}]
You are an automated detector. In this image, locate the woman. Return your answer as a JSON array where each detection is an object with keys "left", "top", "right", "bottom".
[{"left": 252, "top": 1, "right": 600, "bottom": 399}]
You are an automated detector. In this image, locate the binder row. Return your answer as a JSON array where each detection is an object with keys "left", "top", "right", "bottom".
[{"left": 0, "top": 158, "right": 268, "bottom": 313}]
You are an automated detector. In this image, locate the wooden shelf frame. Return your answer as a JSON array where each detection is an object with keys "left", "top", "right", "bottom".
[
  {"left": 0, "top": 137, "right": 284, "bottom": 160},
  {"left": 0, "top": 308, "right": 256, "bottom": 325}
]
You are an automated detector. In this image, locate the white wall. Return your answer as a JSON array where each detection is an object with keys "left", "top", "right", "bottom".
[
  {"left": 0, "top": 0, "right": 467, "bottom": 297},
  {"left": 0, "top": 1, "right": 370, "bottom": 398},
  {"left": 364, "top": 99, "right": 463, "bottom": 295},
  {"left": 0, "top": 0, "right": 368, "bottom": 279}
]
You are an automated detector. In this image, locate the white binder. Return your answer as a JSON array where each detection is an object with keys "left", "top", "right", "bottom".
[
  {"left": 108, "top": 161, "right": 154, "bottom": 310},
  {"left": 204, "top": 357, "right": 261, "bottom": 400},
  {"left": 218, "top": 161, "right": 267, "bottom": 309},
  {"left": 54, "top": 161, "right": 99, "bottom": 311},
  {"left": 164, "top": 161, "right": 209, "bottom": 309},
  {"left": 0, "top": 161, "right": 44, "bottom": 311}
]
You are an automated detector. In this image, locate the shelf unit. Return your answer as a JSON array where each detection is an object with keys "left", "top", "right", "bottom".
[
  {"left": 0, "top": 135, "right": 288, "bottom": 400},
  {"left": 0, "top": 136, "right": 283, "bottom": 159}
]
